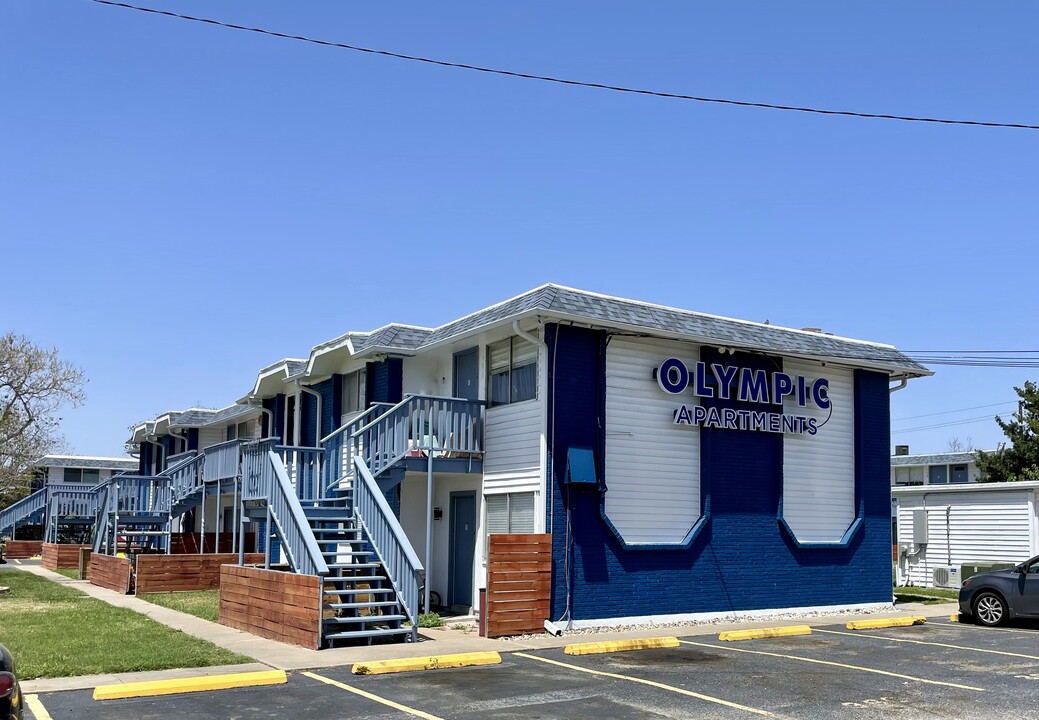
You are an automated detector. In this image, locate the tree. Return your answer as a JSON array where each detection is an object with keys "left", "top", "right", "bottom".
[
  {"left": 947, "top": 436, "right": 974, "bottom": 453},
  {"left": 0, "top": 334, "right": 86, "bottom": 507},
  {"left": 975, "top": 381, "right": 1039, "bottom": 483}
]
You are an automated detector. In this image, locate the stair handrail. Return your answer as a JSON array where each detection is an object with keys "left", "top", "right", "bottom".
[
  {"left": 203, "top": 439, "right": 245, "bottom": 484},
  {"left": 240, "top": 440, "right": 328, "bottom": 576},
  {"left": 0, "top": 486, "right": 49, "bottom": 538},
  {"left": 90, "top": 483, "right": 111, "bottom": 553},
  {"left": 349, "top": 394, "right": 485, "bottom": 482},
  {"left": 275, "top": 445, "right": 323, "bottom": 503},
  {"left": 352, "top": 455, "right": 423, "bottom": 627},
  {"left": 45, "top": 487, "right": 99, "bottom": 543},
  {"left": 319, "top": 404, "right": 388, "bottom": 497},
  {"left": 159, "top": 451, "right": 203, "bottom": 502}
]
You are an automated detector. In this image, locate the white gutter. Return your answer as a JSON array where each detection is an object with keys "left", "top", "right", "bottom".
[
  {"left": 299, "top": 384, "right": 323, "bottom": 445},
  {"left": 889, "top": 378, "right": 909, "bottom": 393}
]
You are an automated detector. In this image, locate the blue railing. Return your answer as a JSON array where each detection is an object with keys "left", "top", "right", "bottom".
[
  {"left": 277, "top": 445, "right": 323, "bottom": 503},
  {"left": 0, "top": 487, "right": 48, "bottom": 537},
  {"left": 320, "top": 405, "right": 386, "bottom": 497},
  {"left": 322, "top": 395, "right": 484, "bottom": 496},
  {"left": 352, "top": 456, "right": 422, "bottom": 632},
  {"left": 91, "top": 483, "right": 111, "bottom": 553},
  {"left": 241, "top": 440, "right": 328, "bottom": 577},
  {"left": 162, "top": 451, "right": 204, "bottom": 502},
  {"left": 108, "top": 475, "right": 172, "bottom": 515},
  {"left": 44, "top": 488, "right": 99, "bottom": 543},
  {"left": 203, "top": 439, "right": 244, "bottom": 484}
]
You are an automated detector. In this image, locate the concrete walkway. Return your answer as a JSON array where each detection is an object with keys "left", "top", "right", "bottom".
[{"left": 11, "top": 563, "right": 959, "bottom": 693}]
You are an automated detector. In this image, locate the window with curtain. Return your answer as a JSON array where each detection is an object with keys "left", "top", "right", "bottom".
[{"left": 487, "top": 336, "right": 537, "bottom": 407}]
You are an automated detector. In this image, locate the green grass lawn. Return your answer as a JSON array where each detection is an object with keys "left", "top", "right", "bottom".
[
  {"left": 0, "top": 569, "right": 250, "bottom": 679},
  {"left": 53, "top": 568, "right": 80, "bottom": 580},
  {"left": 894, "top": 585, "right": 959, "bottom": 604},
  {"left": 140, "top": 590, "right": 220, "bottom": 622}
]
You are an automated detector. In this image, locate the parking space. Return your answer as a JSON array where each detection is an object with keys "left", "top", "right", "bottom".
[{"left": 26, "top": 619, "right": 1039, "bottom": 719}]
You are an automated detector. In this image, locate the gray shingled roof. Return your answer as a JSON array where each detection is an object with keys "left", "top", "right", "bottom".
[
  {"left": 199, "top": 404, "right": 255, "bottom": 426},
  {"left": 891, "top": 451, "right": 983, "bottom": 466},
  {"left": 168, "top": 409, "right": 219, "bottom": 427},
  {"left": 310, "top": 284, "right": 928, "bottom": 376},
  {"left": 285, "top": 360, "right": 307, "bottom": 378},
  {"left": 38, "top": 455, "right": 138, "bottom": 470},
  {"left": 418, "top": 285, "right": 928, "bottom": 375}
]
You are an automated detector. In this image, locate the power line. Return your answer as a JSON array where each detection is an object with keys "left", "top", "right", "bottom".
[
  {"left": 88, "top": 0, "right": 1039, "bottom": 132},
  {"left": 893, "top": 413, "right": 1013, "bottom": 434},
  {"left": 892, "top": 401, "right": 1017, "bottom": 422}
]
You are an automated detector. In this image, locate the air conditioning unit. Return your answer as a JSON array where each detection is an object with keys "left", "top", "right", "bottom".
[{"left": 932, "top": 565, "right": 961, "bottom": 589}]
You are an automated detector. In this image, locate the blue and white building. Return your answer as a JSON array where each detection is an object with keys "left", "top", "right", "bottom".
[{"left": 117, "top": 284, "right": 929, "bottom": 637}]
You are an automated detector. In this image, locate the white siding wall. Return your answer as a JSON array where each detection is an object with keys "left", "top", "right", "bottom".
[
  {"left": 604, "top": 337, "right": 700, "bottom": 545},
  {"left": 483, "top": 331, "right": 545, "bottom": 497},
  {"left": 198, "top": 428, "right": 224, "bottom": 450},
  {"left": 47, "top": 466, "right": 63, "bottom": 484},
  {"left": 782, "top": 360, "right": 856, "bottom": 543},
  {"left": 896, "top": 491, "right": 1037, "bottom": 587}
]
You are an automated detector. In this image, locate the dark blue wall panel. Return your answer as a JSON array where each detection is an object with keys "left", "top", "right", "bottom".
[
  {"left": 367, "top": 359, "right": 404, "bottom": 405},
  {"left": 545, "top": 323, "right": 892, "bottom": 622}
]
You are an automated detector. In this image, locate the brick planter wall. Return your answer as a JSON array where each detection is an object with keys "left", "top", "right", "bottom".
[
  {"left": 41, "top": 543, "right": 89, "bottom": 570},
  {"left": 89, "top": 553, "right": 132, "bottom": 594},
  {"left": 135, "top": 553, "right": 265, "bottom": 594},
  {"left": 4, "top": 540, "right": 43, "bottom": 559},
  {"left": 219, "top": 565, "right": 321, "bottom": 649}
]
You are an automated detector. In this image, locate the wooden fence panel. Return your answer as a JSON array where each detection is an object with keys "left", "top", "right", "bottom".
[
  {"left": 218, "top": 565, "right": 321, "bottom": 649},
  {"left": 485, "top": 533, "right": 552, "bottom": 638},
  {"left": 89, "top": 554, "right": 132, "bottom": 594},
  {"left": 135, "top": 553, "right": 265, "bottom": 594},
  {"left": 4, "top": 540, "right": 43, "bottom": 559},
  {"left": 41, "top": 543, "right": 89, "bottom": 570},
  {"left": 170, "top": 533, "right": 256, "bottom": 554}
]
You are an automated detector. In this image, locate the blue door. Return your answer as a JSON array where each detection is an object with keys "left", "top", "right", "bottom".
[
  {"left": 453, "top": 348, "right": 480, "bottom": 401},
  {"left": 449, "top": 492, "right": 476, "bottom": 607}
]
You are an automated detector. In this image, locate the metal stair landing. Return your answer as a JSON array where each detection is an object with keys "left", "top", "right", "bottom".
[{"left": 305, "top": 497, "right": 412, "bottom": 647}]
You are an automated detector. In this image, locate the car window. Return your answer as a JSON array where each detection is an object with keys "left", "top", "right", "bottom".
[{"left": 1028, "top": 561, "right": 1039, "bottom": 574}]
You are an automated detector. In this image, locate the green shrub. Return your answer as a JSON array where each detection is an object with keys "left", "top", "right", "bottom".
[{"left": 418, "top": 612, "right": 444, "bottom": 628}]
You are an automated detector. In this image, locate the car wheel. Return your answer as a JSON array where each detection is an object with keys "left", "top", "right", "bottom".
[{"left": 973, "top": 592, "right": 1008, "bottom": 627}]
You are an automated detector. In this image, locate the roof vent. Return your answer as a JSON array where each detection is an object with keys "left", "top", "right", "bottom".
[
  {"left": 801, "top": 327, "right": 822, "bottom": 333},
  {"left": 895, "top": 445, "right": 910, "bottom": 456}
]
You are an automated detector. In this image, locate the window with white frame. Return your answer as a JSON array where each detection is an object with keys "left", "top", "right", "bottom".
[
  {"left": 487, "top": 337, "right": 537, "bottom": 407},
  {"left": 485, "top": 492, "right": 536, "bottom": 538},
  {"left": 63, "top": 468, "right": 100, "bottom": 484},
  {"left": 342, "top": 368, "right": 366, "bottom": 417}
]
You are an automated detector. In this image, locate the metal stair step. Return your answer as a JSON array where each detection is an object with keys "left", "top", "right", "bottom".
[
  {"left": 323, "top": 585, "right": 395, "bottom": 595},
  {"left": 327, "top": 563, "right": 381, "bottom": 570},
  {"left": 323, "top": 601, "right": 399, "bottom": 610},
  {"left": 305, "top": 515, "right": 355, "bottom": 522},
  {"left": 323, "top": 614, "right": 406, "bottom": 625},
  {"left": 320, "top": 550, "right": 372, "bottom": 557},
  {"left": 322, "top": 627, "right": 412, "bottom": 641}
]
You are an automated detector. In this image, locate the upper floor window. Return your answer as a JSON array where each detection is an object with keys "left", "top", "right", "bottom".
[
  {"left": 342, "top": 368, "right": 366, "bottom": 415},
  {"left": 63, "top": 468, "right": 100, "bottom": 484},
  {"left": 488, "top": 337, "right": 537, "bottom": 407}
]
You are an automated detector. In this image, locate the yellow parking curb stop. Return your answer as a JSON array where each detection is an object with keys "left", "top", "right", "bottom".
[
  {"left": 564, "top": 637, "right": 680, "bottom": 655},
  {"left": 352, "top": 651, "right": 501, "bottom": 675},
  {"left": 950, "top": 614, "right": 960, "bottom": 622},
  {"left": 93, "top": 670, "right": 287, "bottom": 700},
  {"left": 719, "top": 625, "right": 812, "bottom": 641},
  {"left": 846, "top": 617, "right": 926, "bottom": 630}
]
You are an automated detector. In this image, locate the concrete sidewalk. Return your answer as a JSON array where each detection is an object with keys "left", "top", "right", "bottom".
[{"left": 11, "top": 563, "right": 959, "bottom": 693}]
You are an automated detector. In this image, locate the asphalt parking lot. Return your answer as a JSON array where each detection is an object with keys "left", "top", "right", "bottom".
[{"left": 27, "top": 618, "right": 1039, "bottom": 720}]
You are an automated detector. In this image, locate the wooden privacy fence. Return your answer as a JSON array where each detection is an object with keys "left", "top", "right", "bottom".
[
  {"left": 89, "top": 553, "right": 132, "bottom": 594},
  {"left": 41, "top": 543, "right": 89, "bottom": 570},
  {"left": 171, "top": 532, "right": 255, "bottom": 554},
  {"left": 135, "top": 553, "right": 265, "bottom": 594},
  {"left": 485, "top": 533, "right": 552, "bottom": 638},
  {"left": 219, "top": 565, "right": 321, "bottom": 649},
  {"left": 3, "top": 540, "right": 42, "bottom": 559}
]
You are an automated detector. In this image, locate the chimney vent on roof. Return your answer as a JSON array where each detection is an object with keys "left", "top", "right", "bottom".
[{"left": 895, "top": 445, "right": 910, "bottom": 456}]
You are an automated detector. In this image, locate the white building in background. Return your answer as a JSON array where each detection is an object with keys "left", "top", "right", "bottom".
[
  {"left": 33, "top": 454, "right": 138, "bottom": 489},
  {"left": 890, "top": 446, "right": 987, "bottom": 487},
  {"left": 892, "top": 482, "right": 1039, "bottom": 589}
]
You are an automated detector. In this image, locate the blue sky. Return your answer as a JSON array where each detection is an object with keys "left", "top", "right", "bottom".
[{"left": 2, "top": 1, "right": 1036, "bottom": 458}]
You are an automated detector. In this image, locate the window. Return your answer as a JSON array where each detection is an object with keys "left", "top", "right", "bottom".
[
  {"left": 62, "top": 468, "right": 100, "bottom": 484},
  {"left": 342, "top": 369, "right": 366, "bottom": 415},
  {"left": 928, "top": 465, "right": 948, "bottom": 484},
  {"left": 485, "top": 492, "right": 536, "bottom": 537},
  {"left": 487, "top": 337, "right": 537, "bottom": 407}
]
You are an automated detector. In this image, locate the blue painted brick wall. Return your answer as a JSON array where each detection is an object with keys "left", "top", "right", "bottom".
[
  {"left": 367, "top": 359, "right": 404, "bottom": 405},
  {"left": 545, "top": 323, "right": 892, "bottom": 622}
]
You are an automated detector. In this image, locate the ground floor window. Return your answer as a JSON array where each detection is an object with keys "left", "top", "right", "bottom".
[{"left": 485, "top": 492, "right": 536, "bottom": 537}]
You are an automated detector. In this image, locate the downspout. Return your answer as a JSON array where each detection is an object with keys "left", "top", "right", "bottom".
[
  {"left": 889, "top": 378, "right": 909, "bottom": 394},
  {"left": 299, "top": 384, "right": 322, "bottom": 444},
  {"left": 247, "top": 396, "right": 275, "bottom": 440}
]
